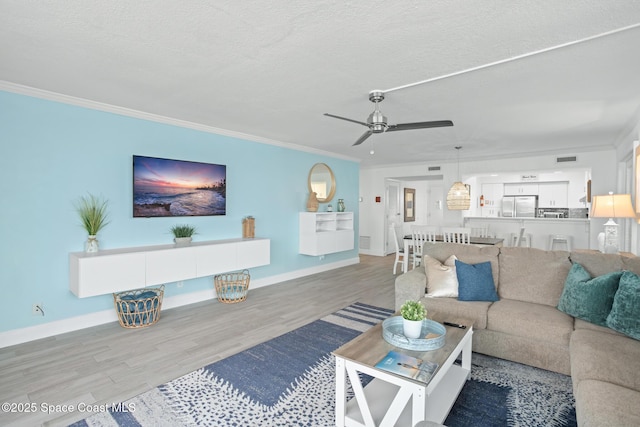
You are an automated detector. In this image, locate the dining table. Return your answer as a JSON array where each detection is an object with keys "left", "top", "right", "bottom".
[{"left": 402, "top": 235, "right": 504, "bottom": 273}]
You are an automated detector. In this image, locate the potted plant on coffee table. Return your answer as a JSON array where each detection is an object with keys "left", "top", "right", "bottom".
[
  {"left": 170, "top": 224, "right": 196, "bottom": 245},
  {"left": 400, "top": 300, "right": 427, "bottom": 339}
]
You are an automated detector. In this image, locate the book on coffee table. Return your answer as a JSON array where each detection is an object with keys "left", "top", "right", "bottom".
[{"left": 374, "top": 350, "right": 438, "bottom": 384}]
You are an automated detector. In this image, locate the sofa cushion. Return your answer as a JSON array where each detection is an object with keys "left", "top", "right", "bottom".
[
  {"left": 498, "top": 247, "right": 571, "bottom": 306},
  {"left": 569, "top": 250, "right": 624, "bottom": 277},
  {"left": 571, "top": 328, "right": 640, "bottom": 392},
  {"left": 486, "top": 299, "right": 573, "bottom": 346},
  {"left": 424, "top": 255, "right": 458, "bottom": 297},
  {"left": 557, "top": 262, "right": 622, "bottom": 327},
  {"left": 573, "top": 318, "right": 624, "bottom": 337},
  {"left": 455, "top": 259, "right": 498, "bottom": 302},
  {"left": 420, "top": 297, "right": 491, "bottom": 330},
  {"left": 422, "top": 243, "right": 500, "bottom": 289},
  {"left": 621, "top": 254, "right": 640, "bottom": 275},
  {"left": 575, "top": 379, "right": 640, "bottom": 427},
  {"left": 606, "top": 270, "right": 640, "bottom": 340}
]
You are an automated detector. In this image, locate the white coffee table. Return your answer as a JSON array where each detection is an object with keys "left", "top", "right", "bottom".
[{"left": 333, "top": 315, "right": 472, "bottom": 427}]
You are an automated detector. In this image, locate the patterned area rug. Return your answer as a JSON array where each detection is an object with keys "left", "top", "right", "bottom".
[{"left": 70, "top": 303, "right": 576, "bottom": 427}]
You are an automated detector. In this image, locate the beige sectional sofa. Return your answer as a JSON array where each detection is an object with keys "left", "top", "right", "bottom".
[{"left": 395, "top": 243, "right": 640, "bottom": 426}]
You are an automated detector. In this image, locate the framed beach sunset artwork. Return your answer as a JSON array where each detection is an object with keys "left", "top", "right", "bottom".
[{"left": 133, "top": 155, "right": 226, "bottom": 217}]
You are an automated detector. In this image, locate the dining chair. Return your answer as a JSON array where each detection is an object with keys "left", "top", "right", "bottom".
[
  {"left": 471, "top": 225, "right": 490, "bottom": 238},
  {"left": 411, "top": 225, "right": 438, "bottom": 268},
  {"left": 391, "top": 225, "right": 407, "bottom": 275},
  {"left": 442, "top": 227, "right": 471, "bottom": 244}
]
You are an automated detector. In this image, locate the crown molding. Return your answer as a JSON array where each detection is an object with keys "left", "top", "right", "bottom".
[{"left": 0, "top": 81, "right": 360, "bottom": 163}]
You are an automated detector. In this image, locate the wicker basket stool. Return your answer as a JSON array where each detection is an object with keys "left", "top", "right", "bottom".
[
  {"left": 214, "top": 270, "right": 250, "bottom": 303},
  {"left": 113, "top": 285, "right": 164, "bottom": 328}
]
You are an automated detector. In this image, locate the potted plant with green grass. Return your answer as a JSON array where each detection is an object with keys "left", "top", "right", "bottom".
[
  {"left": 400, "top": 300, "right": 427, "bottom": 339},
  {"left": 171, "top": 224, "right": 196, "bottom": 245},
  {"left": 75, "top": 194, "right": 110, "bottom": 253}
]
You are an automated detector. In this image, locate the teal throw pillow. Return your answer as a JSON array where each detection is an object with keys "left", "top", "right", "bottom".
[
  {"left": 606, "top": 271, "right": 640, "bottom": 340},
  {"left": 557, "top": 262, "right": 622, "bottom": 326},
  {"left": 455, "top": 259, "right": 498, "bottom": 302}
]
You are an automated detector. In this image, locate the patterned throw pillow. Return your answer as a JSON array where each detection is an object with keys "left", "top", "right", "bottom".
[
  {"left": 606, "top": 270, "right": 640, "bottom": 340},
  {"left": 557, "top": 262, "right": 622, "bottom": 327}
]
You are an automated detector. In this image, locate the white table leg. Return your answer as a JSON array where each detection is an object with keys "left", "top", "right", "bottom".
[
  {"left": 403, "top": 239, "right": 410, "bottom": 273},
  {"left": 461, "top": 331, "right": 472, "bottom": 376},
  {"left": 335, "top": 356, "right": 346, "bottom": 427}
]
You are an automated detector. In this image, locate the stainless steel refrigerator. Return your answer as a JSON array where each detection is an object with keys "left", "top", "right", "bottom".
[{"left": 501, "top": 196, "right": 538, "bottom": 217}]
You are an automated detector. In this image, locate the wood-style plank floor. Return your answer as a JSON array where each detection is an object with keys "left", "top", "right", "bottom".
[{"left": 0, "top": 254, "right": 397, "bottom": 427}]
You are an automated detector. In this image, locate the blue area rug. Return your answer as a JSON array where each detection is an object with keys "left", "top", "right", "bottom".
[{"left": 70, "top": 302, "right": 576, "bottom": 426}]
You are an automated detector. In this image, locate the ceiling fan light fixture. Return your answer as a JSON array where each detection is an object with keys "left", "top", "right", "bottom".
[{"left": 324, "top": 90, "right": 453, "bottom": 146}]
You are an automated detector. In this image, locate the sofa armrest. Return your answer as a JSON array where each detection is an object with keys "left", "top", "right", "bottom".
[{"left": 395, "top": 267, "right": 427, "bottom": 311}]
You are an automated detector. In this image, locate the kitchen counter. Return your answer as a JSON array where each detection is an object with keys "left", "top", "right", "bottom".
[
  {"left": 463, "top": 216, "right": 591, "bottom": 250},
  {"left": 464, "top": 216, "right": 589, "bottom": 222}
]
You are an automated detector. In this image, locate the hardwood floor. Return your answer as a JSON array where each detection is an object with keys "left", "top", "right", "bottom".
[{"left": 0, "top": 255, "right": 397, "bottom": 427}]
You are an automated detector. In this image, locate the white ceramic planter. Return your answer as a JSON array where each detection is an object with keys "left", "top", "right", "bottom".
[
  {"left": 403, "top": 318, "right": 424, "bottom": 339},
  {"left": 174, "top": 237, "right": 192, "bottom": 246}
]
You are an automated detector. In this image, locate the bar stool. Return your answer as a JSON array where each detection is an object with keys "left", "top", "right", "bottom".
[
  {"left": 511, "top": 228, "right": 532, "bottom": 247},
  {"left": 549, "top": 235, "right": 572, "bottom": 251},
  {"left": 510, "top": 234, "right": 532, "bottom": 247}
]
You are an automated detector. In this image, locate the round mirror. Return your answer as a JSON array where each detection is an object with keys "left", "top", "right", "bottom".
[{"left": 308, "top": 163, "right": 336, "bottom": 203}]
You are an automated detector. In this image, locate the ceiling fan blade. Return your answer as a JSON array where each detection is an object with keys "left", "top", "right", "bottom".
[
  {"left": 324, "top": 113, "right": 370, "bottom": 127},
  {"left": 386, "top": 120, "right": 454, "bottom": 132},
  {"left": 352, "top": 130, "right": 373, "bottom": 146}
]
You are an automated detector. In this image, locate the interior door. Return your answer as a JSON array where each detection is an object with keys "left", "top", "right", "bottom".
[{"left": 385, "top": 180, "right": 402, "bottom": 254}]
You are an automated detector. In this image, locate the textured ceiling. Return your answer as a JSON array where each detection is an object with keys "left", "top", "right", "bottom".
[{"left": 2, "top": 1, "right": 640, "bottom": 167}]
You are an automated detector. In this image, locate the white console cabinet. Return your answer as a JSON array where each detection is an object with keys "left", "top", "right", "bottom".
[
  {"left": 299, "top": 212, "right": 354, "bottom": 256},
  {"left": 70, "top": 238, "right": 270, "bottom": 298}
]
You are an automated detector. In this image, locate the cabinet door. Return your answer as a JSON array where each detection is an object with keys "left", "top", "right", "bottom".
[
  {"left": 237, "top": 239, "right": 270, "bottom": 269},
  {"left": 480, "top": 183, "right": 503, "bottom": 216},
  {"left": 504, "top": 183, "right": 539, "bottom": 195},
  {"left": 196, "top": 242, "right": 238, "bottom": 277},
  {"left": 538, "top": 182, "right": 568, "bottom": 207},
  {"left": 70, "top": 252, "right": 146, "bottom": 298},
  {"left": 146, "top": 247, "right": 197, "bottom": 285}
]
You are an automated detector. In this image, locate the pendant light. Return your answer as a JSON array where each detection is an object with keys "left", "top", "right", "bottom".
[{"left": 446, "top": 146, "right": 470, "bottom": 210}]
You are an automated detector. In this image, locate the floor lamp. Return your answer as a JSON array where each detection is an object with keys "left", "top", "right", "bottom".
[{"left": 590, "top": 192, "right": 636, "bottom": 253}]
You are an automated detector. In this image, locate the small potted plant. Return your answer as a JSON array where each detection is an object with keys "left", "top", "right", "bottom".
[
  {"left": 400, "top": 300, "right": 427, "bottom": 339},
  {"left": 171, "top": 224, "right": 196, "bottom": 245},
  {"left": 75, "top": 193, "right": 110, "bottom": 253}
]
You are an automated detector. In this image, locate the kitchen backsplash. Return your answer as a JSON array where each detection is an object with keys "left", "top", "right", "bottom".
[
  {"left": 569, "top": 208, "right": 589, "bottom": 218},
  {"left": 536, "top": 208, "right": 589, "bottom": 218}
]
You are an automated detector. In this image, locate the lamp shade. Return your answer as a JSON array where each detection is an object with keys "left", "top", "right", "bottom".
[
  {"left": 591, "top": 193, "right": 636, "bottom": 219},
  {"left": 446, "top": 181, "right": 470, "bottom": 210}
]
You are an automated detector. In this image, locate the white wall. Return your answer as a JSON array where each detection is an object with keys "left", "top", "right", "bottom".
[{"left": 360, "top": 149, "right": 620, "bottom": 256}]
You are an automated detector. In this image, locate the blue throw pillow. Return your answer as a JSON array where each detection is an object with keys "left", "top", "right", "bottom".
[
  {"left": 606, "top": 271, "right": 640, "bottom": 340},
  {"left": 557, "top": 262, "right": 622, "bottom": 326},
  {"left": 455, "top": 259, "right": 499, "bottom": 302}
]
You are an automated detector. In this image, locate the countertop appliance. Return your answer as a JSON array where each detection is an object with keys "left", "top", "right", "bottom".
[{"left": 502, "top": 196, "right": 538, "bottom": 218}]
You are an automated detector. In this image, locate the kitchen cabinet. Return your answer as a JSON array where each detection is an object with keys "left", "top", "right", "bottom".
[
  {"left": 299, "top": 212, "right": 354, "bottom": 255},
  {"left": 538, "top": 182, "right": 568, "bottom": 207},
  {"left": 480, "top": 183, "right": 503, "bottom": 217},
  {"left": 504, "top": 182, "right": 539, "bottom": 195}
]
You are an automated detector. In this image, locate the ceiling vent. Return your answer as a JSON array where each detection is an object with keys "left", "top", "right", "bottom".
[
  {"left": 428, "top": 166, "right": 441, "bottom": 171},
  {"left": 556, "top": 156, "right": 577, "bottom": 163}
]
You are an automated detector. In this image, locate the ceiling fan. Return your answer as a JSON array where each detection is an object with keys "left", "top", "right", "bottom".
[{"left": 324, "top": 91, "right": 454, "bottom": 146}]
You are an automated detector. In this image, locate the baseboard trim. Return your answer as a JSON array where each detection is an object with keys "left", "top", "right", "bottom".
[{"left": 0, "top": 257, "right": 360, "bottom": 348}]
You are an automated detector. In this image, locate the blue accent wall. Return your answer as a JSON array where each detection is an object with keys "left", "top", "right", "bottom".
[{"left": 0, "top": 90, "right": 359, "bottom": 333}]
